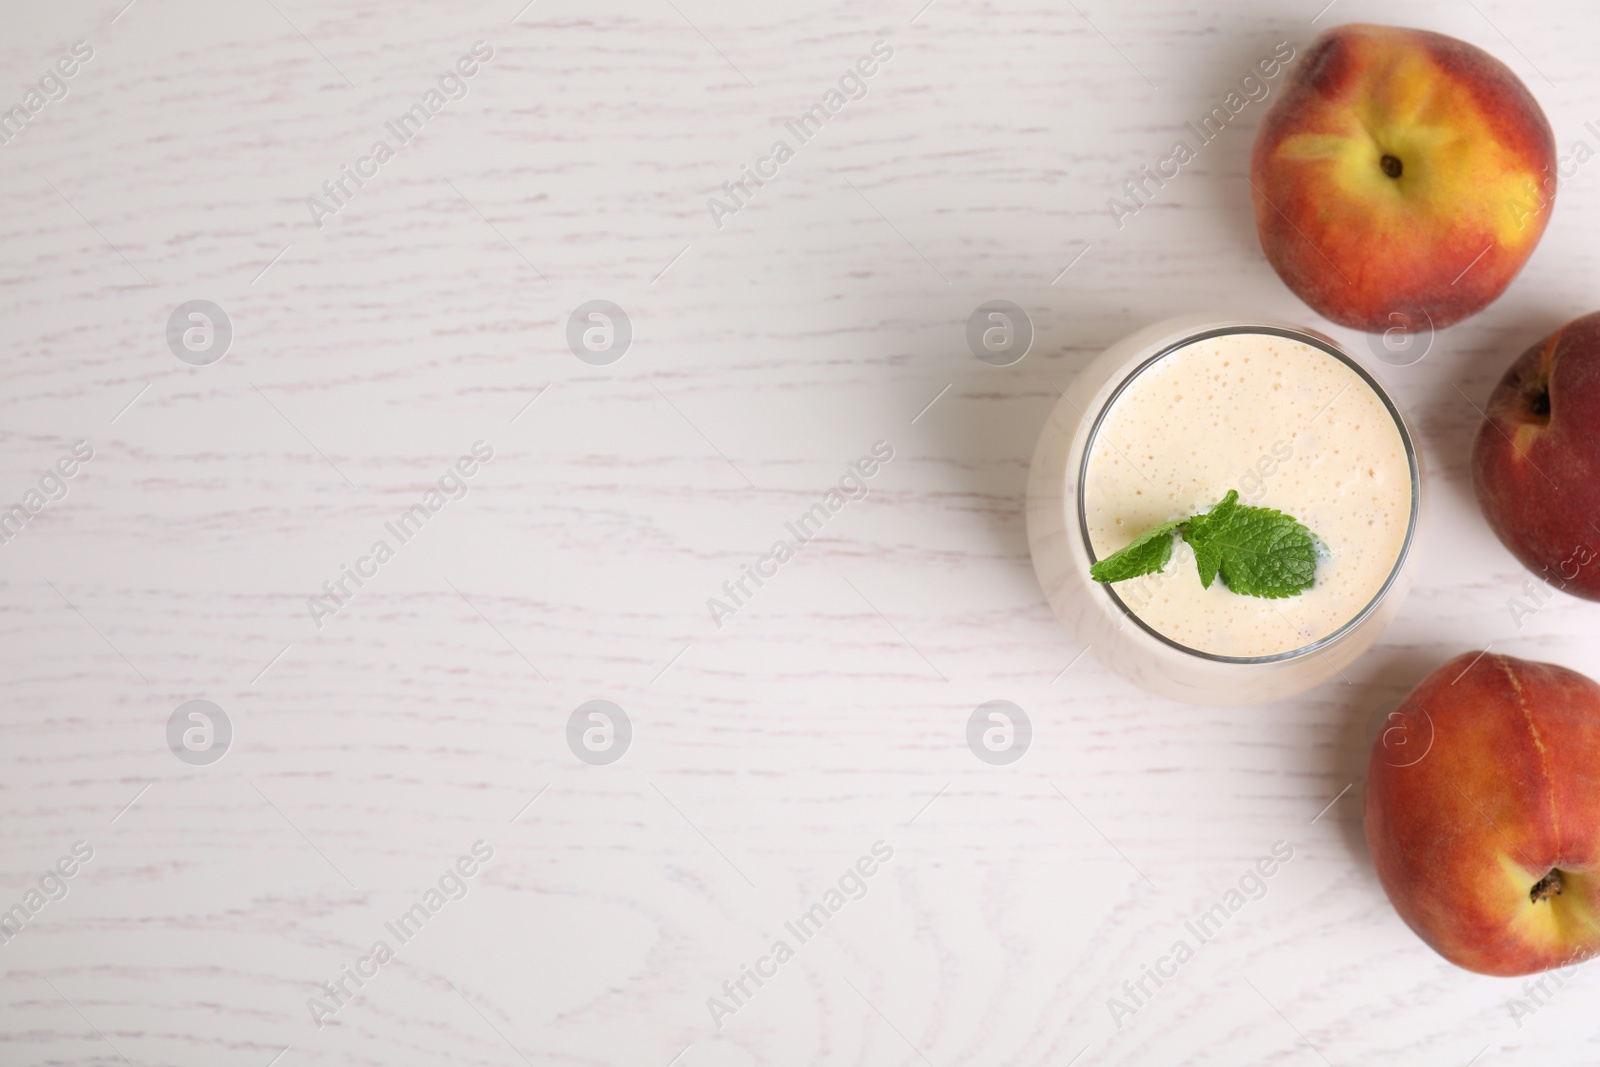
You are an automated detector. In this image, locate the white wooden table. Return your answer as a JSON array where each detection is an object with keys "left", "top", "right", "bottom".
[{"left": 3, "top": 0, "right": 1597, "bottom": 1063}]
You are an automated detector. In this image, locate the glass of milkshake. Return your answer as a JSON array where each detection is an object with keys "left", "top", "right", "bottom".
[{"left": 1026, "top": 315, "right": 1422, "bottom": 704}]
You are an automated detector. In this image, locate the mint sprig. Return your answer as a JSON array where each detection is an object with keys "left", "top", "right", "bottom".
[
  {"left": 1089, "top": 490, "right": 1318, "bottom": 599},
  {"left": 1084, "top": 518, "right": 1185, "bottom": 584}
]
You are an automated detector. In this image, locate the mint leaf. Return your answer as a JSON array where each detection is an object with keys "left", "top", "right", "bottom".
[
  {"left": 1090, "top": 489, "right": 1320, "bottom": 599},
  {"left": 1192, "top": 500, "right": 1317, "bottom": 598},
  {"left": 1181, "top": 490, "right": 1239, "bottom": 589},
  {"left": 1089, "top": 519, "right": 1184, "bottom": 584}
]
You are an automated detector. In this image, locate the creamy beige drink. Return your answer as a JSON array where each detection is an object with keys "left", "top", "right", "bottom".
[{"left": 1081, "top": 330, "right": 1413, "bottom": 658}]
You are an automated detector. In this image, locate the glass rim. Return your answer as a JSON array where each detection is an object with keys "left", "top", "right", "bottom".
[{"left": 1075, "top": 323, "right": 1422, "bottom": 666}]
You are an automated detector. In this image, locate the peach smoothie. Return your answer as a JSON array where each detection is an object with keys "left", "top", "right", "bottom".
[{"left": 1082, "top": 330, "right": 1414, "bottom": 658}]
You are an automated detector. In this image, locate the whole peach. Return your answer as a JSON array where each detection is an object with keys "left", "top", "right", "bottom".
[
  {"left": 1251, "top": 24, "right": 1555, "bottom": 331},
  {"left": 1366, "top": 652, "right": 1600, "bottom": 976},
  {"left": 1472, "top": 313, "right": 1600, "bottom": 599}
]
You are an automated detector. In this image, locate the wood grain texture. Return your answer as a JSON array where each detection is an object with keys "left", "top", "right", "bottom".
[{"left": 2, "top": 0, "right": 1599, "bottom": 1063}]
